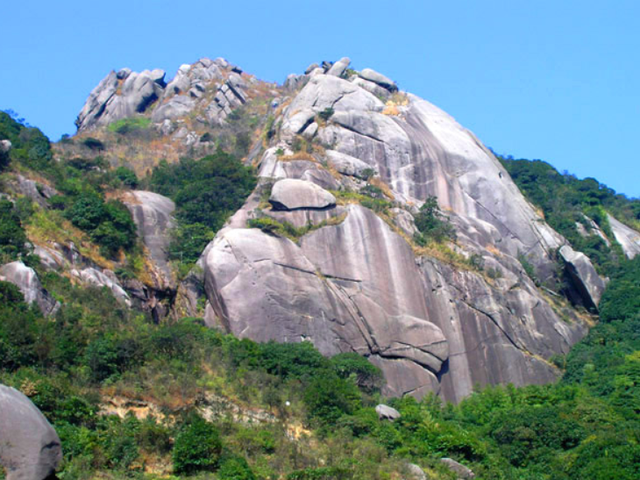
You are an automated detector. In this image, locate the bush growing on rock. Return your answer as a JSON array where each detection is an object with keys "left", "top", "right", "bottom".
[{"left": 413, "top": 196, "right": 456, "bottom": 244}]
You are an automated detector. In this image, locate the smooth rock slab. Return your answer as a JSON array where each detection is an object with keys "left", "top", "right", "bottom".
[
  {"left": 122, "top": 190, "right": 176, "bottom": 289},
  {"left": 0, "top": 384, "right": 62, "bottom": 480},
  {"left": 269, "top": 179, "right": 336, "bottom": 211},
  {"left": 607, "top": 213, "right": 640, "bottom": 259}
]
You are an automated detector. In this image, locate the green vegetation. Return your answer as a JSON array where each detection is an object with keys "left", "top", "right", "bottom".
[
  {"left": 498, "top": 154, "right": 639, "bottom": 275},
  {"left": 148, "top": 151, "right": 257, "bottom": 266},
  {"left": 107, "top": 117, "right": 152, "bottom": 135},
  {"left": 0, "top": 110, "right": 53, "bottom": 171},
  {"left": 317, "top": 107, "right": 335, "bottom": 122},
  {"left": 173, "top": 415, "right": 223, "bottom": 474},
  {"left": 0, "top": 200, "right": 28, "bottom": 261},
  {"left": 247, "top": 213, "right": 346, "bottom": 242},
  {"left": 1, "top": 112, "right": 639, "bottom": 479},
  {"left": 413, "top": 196, "right": 456, "bottom": 245},
  {"left": 0, "top": 111, "right": 138, "bottom": 259},
  {"left": 0, "top": 254, "right": 637, "bottom": 479},
  {"left": 332, "top": 189, "right": 393, "bottom": 214},
  {"left": 65, "top": 193, "right": 137, "bottom": 256}
]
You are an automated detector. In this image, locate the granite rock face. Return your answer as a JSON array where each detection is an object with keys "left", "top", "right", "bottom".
[
  {"left": 122, "top": 190, "right": 176, "bottom": 290},
  {"left": 0, "top": 384, "right": 62, "bottom": 480},
  {"left": 176, "top": 60, "right": 609, "bottom": 402},
  {"left": 440, "top": 458, "right": 475, "bottom": 479},
  {"left": 560, "top": 245, "right": 606, "bottom": 310},
  {"left": 188, "top": 60, "right": 604, "bottom": 403},
  {"left": 607, "top": 213, "right": 640, "bottom": 259},
  {"left": 0, "top": 262, "right": 59, "bottom": 316}
]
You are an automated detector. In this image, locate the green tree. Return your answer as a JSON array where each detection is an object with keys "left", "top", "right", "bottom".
[
  {"left": 413, "top": 196, "right": 456, "bottom": 244},
  {"left": 173, "top": 415, "right": 222, "bottom": 475}
]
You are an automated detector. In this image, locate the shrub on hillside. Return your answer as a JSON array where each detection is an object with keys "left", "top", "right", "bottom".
[
  {"left": 173, "top": 415, "right": 222, "bottom": 475},
  {"left": 0, "top": 200, "right": 28, "bottom": 260}
]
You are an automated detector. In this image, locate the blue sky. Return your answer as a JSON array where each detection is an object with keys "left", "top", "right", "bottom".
[{"left": 1, "top": 0, "right": 638, "bottom": 197}]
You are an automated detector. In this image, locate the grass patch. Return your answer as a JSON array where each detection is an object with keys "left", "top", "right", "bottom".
[
  {"left": 107, "top": 117, "right": 152, "bottom": 135},
  {"left": 247, "top": 213, "right": 347, "bottom": 242}
]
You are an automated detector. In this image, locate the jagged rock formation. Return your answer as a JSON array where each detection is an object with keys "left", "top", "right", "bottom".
[
  {"left": 0, "top": 384, "right": 62, "bottom": 480},
  {"left": 607, "top": 213, "right": 640, "bottom": 259},
  {"left": 0, "top": 261, "right": 59, "bottom": 316},
  {"left": 187, "top": 58, "right": 601, "bottom": 403},
  {"left": 76, "top": 58, "right": 252, "bottom": 134},
  {"left": 76, "top": 68, "right": 167, "bottom": 131}
]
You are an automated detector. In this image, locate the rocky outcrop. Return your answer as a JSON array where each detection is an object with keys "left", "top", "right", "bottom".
[
  {"left": 269, "top": 179, "right": 336, "bottom": 211},
  {"left": 186, "top": 59, "right": 600, "bottom": 402},
  {"left": 607, "top": 213, "right": 640, "bottom": 259},
  {"left": 76, "top": 68, "right": 166, "bottom": 131},
  {"left": 0, "top": 262, "right": 59, "bottom": 316},
  {"left": 0, "top": 139, "right": 11, "bottom": 154},
  {"left": 326, "top": 57, "right": 351, "bottom": 77},
  {"left": 375, "top": 404, "right": 401, "bottom": 421},
  {"left": 560, "top": 245, "right": 606, "bottom": 311},
  {"left": 575, "top": 214, "right": 610, "bottom": 246},
  {"left": 406, "top": 463, "right": 426, "bottom": 480},
  {"left": 71, "top": 267, "right": 131, "bottom": 306},
  {"left": 9, "top": 175, "right": 57, "bottom": 208},
  {"left": 440, "top": 458, "right": 475, "bottom": 479},
  {"left": 122, "top": 190, "right": 176, "bottom": 290},
  {"left": 0, "top": 384, "right": 62, "bottom": 480},
  {"left": 358, "top": 68, "right": 397, "bottom": 92},
  {"left": 76, "top": 57, "right": 249, "bottom": 133}
]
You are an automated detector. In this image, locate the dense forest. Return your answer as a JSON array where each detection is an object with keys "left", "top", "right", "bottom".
[{"left": 1, "top": 111, "right": 639, "bottom": 479}]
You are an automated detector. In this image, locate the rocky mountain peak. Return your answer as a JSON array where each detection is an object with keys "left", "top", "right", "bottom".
[
  {"left": 75, "top": 57, "right": 250, "bottom": 132},
  {"left": 69, "top": 56, "right": 610, "bottom": 402}
]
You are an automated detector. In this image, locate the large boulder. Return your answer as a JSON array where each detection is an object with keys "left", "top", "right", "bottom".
[
  {"left": 269, "top": 179, "right": 336, "bottom": 211},
  {"left": 0, "top": 384, "right": 62, "bottom": 480},
  {"left": 607, "top": 213, "right": 640, "bottom": 259},
  {"left": 440, "top": 458, "right": 475, "bottom": 479},
  {"left": 326, "top": 57, "right": 351, "bottom": 77},
  {"left": 375, "top": 404, "right": 401, "bottom": 421},
  {"left": 358, "top": 68, "right": 397, "bottom": 92},
  {"left": 0, "top": 262, "right": 59, "bottom": 316}
]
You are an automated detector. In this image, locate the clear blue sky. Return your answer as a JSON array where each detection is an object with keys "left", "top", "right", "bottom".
[{"left": 2, "top": 0, "right": 638, "bottom": 197}]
